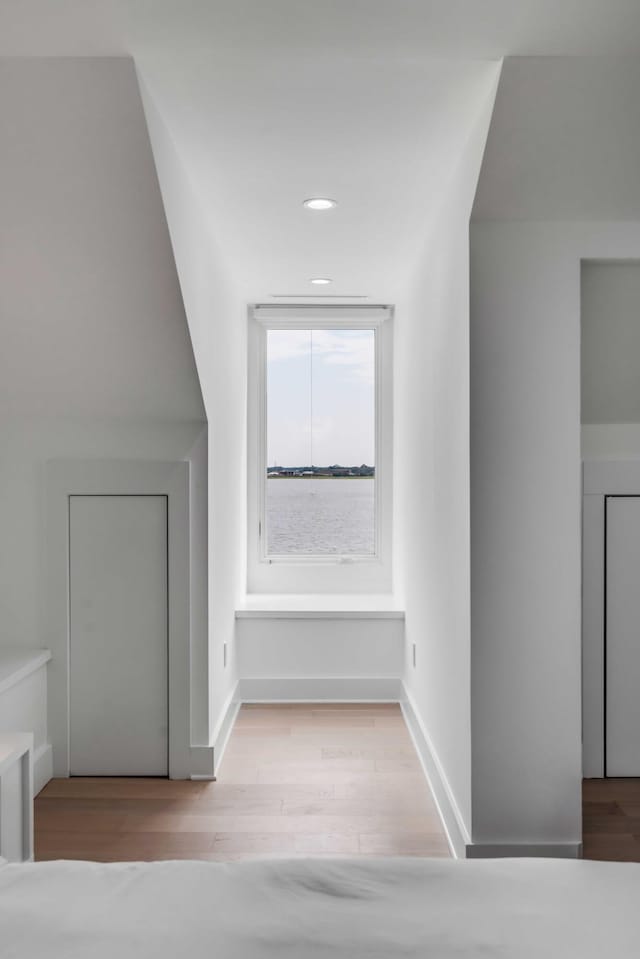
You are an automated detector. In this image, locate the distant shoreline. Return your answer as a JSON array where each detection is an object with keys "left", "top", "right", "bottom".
[{"left": 267, "top": 473, "right": 375, "bottom": 479}]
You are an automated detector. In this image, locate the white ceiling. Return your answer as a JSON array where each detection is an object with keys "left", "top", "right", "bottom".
[
  {"left": 5, "top": 1, "right": 640, "bottom": 58},
  {"left": 4, "top": 2, "right": 640, "bottom": 300},
  {"left": 138, "top": 54, "right": 499, "bottom": 301},
  {"left": 0, "top": 58, "right": 205, "bottom": 421}
]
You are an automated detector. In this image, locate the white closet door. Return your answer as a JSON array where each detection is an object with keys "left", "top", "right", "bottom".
[
  {"left": 69, "top": 495, "right": 168, "bottom": 776},
  {"left": 606, "top": 495, "right": 640, "bottom": 776}
]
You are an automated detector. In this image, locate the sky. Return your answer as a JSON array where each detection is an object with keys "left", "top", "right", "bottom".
[{"left": 266, "top": 329, "right": 375, "bottom": 466}]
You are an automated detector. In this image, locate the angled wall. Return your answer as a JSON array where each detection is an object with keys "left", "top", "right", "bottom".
[
  {"left": 0, "top": 57, "right": 208, "bottom": 768},
  {"left": 139, "top": 74, "right": 247, "bottom": 749},
  {"left": 469, "top": 57, "right": 640, "bottom": 854},
  {"left": 395, "top": 61, "right": 501, "bottom": 855}
]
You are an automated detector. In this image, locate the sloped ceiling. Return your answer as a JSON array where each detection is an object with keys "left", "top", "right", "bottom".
[
  {"left": 473, "top": 57, "right": 640, "bottom": 221},
  {"left": 4, "top": 3, "right": 640, "bottom": 304},
  {"left": 137, "top": 54, "right": 500, "bottom": 302},
  {"left": 0, "top": 57, "right": 205, "bottom": 420}
]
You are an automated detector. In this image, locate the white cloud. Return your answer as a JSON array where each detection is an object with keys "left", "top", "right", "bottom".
[{"left": 267, "top": 329, "right": 374, "bottom": 384}]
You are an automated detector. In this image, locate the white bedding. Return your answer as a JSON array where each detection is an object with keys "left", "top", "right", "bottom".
[{"left": 1, "top": 856, "right": 638, "bottom": 958}]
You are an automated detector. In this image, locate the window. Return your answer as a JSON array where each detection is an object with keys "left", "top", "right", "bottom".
[{"left": 248, "top": 306, "right": 392, "bottom": 593}]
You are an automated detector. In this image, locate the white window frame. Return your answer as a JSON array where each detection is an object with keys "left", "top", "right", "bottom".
[{"left": 247, "top": 305, "right": 393, "bottom": 594}]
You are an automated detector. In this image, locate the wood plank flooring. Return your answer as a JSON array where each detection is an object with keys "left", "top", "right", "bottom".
[
  {"left": 583, "top": 778, "right": 640, "bottom": 861},
  {"left": 35, "top": 703, "right": 450, "bottom": 862}
]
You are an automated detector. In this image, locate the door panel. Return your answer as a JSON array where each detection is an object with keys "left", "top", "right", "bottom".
[
  {"left": 606, "top": 495, "right": 640, "bottom": 776},
  {"left": 69, "top": 495, "right": 168, "bottom": 776}
]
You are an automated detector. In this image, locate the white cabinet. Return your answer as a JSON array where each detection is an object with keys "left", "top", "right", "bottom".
[{"left": 0, "top": 733, "right": 33, "bottom": 862}]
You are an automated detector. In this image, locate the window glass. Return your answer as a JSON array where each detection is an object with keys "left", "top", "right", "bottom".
[{"left": 266, "top": 328, "right": 375, "bottom": 555}]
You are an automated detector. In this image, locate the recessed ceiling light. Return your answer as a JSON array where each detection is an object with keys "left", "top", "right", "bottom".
[
  {"left": 303, "top": 198, "right": 337, "bottom": 211},
  {"left": 310, "top": 277, "right": 332, "bottom": 285}
]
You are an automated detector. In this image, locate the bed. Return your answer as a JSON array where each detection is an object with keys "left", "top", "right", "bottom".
[{"left": 1, "top": 855, "right": 638, "bottom": 957}]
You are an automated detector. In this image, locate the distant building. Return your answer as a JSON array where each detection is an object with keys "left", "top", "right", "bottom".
[{"left": 267, "top": 464, "right": 375, "bottom": 477}]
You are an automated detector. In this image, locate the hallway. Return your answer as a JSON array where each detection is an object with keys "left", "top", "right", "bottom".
[{"left": 34, "top": 703, "right": 450, "bottom": 861}]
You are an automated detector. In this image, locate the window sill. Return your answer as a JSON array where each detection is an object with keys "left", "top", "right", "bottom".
[{"left": 235, "top": 594, "right": 404, "bottom": 620}]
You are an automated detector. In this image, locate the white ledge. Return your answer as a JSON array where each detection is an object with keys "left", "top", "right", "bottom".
[
  {"left": 0, "top": 648, "right": 52, "bottom": 696},
  {"left": 236, "top": 610, "right": 404, "bottom": 619},
  {"left": 236, "top": 595, "right": 404, "bottom": 620}
]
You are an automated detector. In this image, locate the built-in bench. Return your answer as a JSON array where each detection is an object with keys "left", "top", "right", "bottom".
[{"left": 234, "top": 596, "right": 405, "bottom": 702}]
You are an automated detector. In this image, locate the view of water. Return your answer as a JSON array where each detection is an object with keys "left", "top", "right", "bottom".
[{"left": 266, "top": 478, "right": 375, "bottom": 555}]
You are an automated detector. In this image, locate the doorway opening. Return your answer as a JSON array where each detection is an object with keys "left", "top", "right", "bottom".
[{"left": 581, "top": 260, "right": 640, "bottom": 860}]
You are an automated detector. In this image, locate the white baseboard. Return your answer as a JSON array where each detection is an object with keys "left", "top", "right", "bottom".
[
  {"left": 189, "top": 745, "right": 215, "bottom": 780},
  {"left": 400, "top": 686, "right": 582, "bottom": 861},
  {"left": 400, "top": 686, "right": 470, "bottom": 859},
  {"left": 33, "top": 743, "right": 53, "bottom": 796},
  {"left": 465, "top": 842, "right": 583, "bottom": 859},
  {"left": 237, "top": 676, "right": 403, "bottom": 702},
  {"left": 211, "top": 684, "right": 241, "bottom": 777}
]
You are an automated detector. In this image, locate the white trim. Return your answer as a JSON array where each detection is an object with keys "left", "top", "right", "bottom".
[
  {"left": 465, "top": 842, "right": 582, "bottom": 859},
  {"left": 253, "top": 305, "right": 392, "bottom": 323},
  {"left": 0, "top": 649, "right": 51, "bottom": 696},
  {"left": 212, "top": 685, "right": 241, "bottom": 776},
  {"left": 45, "top": 459, "right": 192, "bottom": 780},
  {"left": 211, "top": 683, "right": 240, "bottom": 745},
  {"left": 237, "top": 677, "right": 403, "bottom": 702},
  {"left": 235, "top": 609, "right": 404, "bottom": 620},
  {"left": 258, "top": 320, "right": 383, "bottom": 565},
  {"left": 190, "top": 685, "right": 241, "bottom": 780},
  {"left": 247, "top": 307, "right": 393, "bottom": 593},
  {"left": 33, "top": 743, "right": 53, "bottom": 796},
  {"left": 189, "top": 746, "right": 215, "bottom": 780},
  {"left": 400, "top": 684, "right": 470, "bottom": 859},
  {"left": 582, "top": 490, "right": 605, "bottom": 777}
]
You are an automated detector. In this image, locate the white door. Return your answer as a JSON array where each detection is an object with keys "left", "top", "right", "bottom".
[
  {"left": 69, "top": 495, "right": 168, "bottom": 776},
  {"left": 606, "top": 495, "right": 640, "bottom": 776}
]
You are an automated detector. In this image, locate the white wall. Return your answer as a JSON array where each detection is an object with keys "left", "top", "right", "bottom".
[
  {"left": 187, "top": 426, "right": 209, "bottom": 746},
  {"left": 469, "top": 222, "right": 582, "bottom": 850},
  {"left": 582, "top": 425, "right": 640, "bottom": 459},
  {"left": 468, "top": 57, "right": 640, "bottom": 853},
  {"left": 473, "top": 58, "right": 640, "bottom": 222},
  {"left": 394, "top": 63, "right": 500, "bottom": 845},
  {"left": 1, "top": 417, "right": 202, "bottom": 651},
  {"left": 469, "top": 221, "right": 640, "bottom": 851},
  {"left": 236, "top": 616, "right": 403, "bottom": 701},
  {"left": 0, "top": 58, "right": 204, "bottom": 423},
  {"left": 0, "top": 58, "right": 206, "bottom": 649},
  {"left": 0, "top": 57, "right": 209, "bottom": 775},
  {"left": 139, "top": 75, "right": 247, "bottom": 740},
  {"left": 581, "top": 261, "right": 640, "bottom": 460},
  {"left": 582, "top": 261, "right": 640, "bottom": 424}
]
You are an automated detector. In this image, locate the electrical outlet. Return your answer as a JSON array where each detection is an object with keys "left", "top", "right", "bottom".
[{"left": 412, "top": 643, "right": 417, "bottom": 667}]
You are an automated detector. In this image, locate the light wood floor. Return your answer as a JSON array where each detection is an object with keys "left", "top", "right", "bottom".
[
  {"left": 583, "top": 778, "right": 640, "bottom": 861},
  {"left": 35, "top": 703, "right": 450, "bottom": 862}
]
